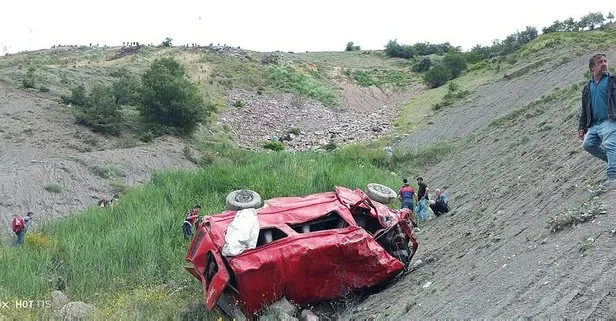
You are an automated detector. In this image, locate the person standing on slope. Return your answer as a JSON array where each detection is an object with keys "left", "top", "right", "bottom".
[
  {"left": 399, "top": 178, "right": 416, "bottom": 210},
  {"left": 578, "top": 53, "right": 616, "bottom": 186}
]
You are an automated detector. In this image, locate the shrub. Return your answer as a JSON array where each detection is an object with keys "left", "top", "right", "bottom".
[
  {"left": 323, "top": 141, "right": 338, "bottom": 151},
  {"left": 73, "top": 85, "right": 123, "bottom": 135},
  {"left": 263, "top": 141, "right": 284, "bottom": 151},
  {"left": 268, "top": 65, "right": 336, "bottom": 106},
  {"left": 22, "top": 66, "right": 36, "bottom": 89},
  {"left": 233, "top": 99, "right": 243, "bottom": 107},
  {"left": 412, "top": 58, "right": 432, "bottom": 73},
  {"left": 39, "top": 86, "right": 50, "bottom": 93},
  {"left": 139, "top": 131, "right": 154, "bottom": 143},
  {"left": 345, "top": 42, "right": 361, "bottom": 51},
  {"left": 433, "top": 82, "right": 470, "bottom": 110},
  {"left": 43, "top": 182, "right": 62, "bottom": 193},
  {"left": 384, "top": 40, "right": 414, "bottom": 59},
  {"left": 424, "top": 64, "right": 452, "bottom": 88},
  {"left": 139, "top": 58, "right": 210, "bottom": 136},
  {"left": 442, "top": 52, "right": 468, "bottom": 78},
  {"left": 112, "top": 73, "right": 141, "bottom": 106},
  {"left": 62, "top": 85, "right": 88, "bottom": 106},
  {"left": 286, "top": 127, "right": 301, "bottom": 135},
  {"left": 91, "top": 164, "right": 125, "bottom": 178},
  {"left": 261, "top": 53, "right": 280, "bottom": 65},
  {"left": 161, "top": 37, "right": 173, "bottom": 47}
]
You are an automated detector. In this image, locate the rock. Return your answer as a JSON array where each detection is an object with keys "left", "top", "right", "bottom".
[
  {"left": 262, "top": 297, "right": 298, "bottom": 318},
  {"left": 58, "top": 301, "right": 97, "bottom": 320},
  {"left": 51, "top": 290, "right": 69, "bottom": 312},
  {"left": 300, "top": 309, "right": 320, "bottom": 321}
]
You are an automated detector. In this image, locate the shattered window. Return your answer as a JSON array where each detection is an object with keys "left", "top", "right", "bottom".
[
  {"left": 256, "top": 227, "right": 287, "bottom": 246},
  {"left": 289, "top": 211, "right": 349, "bottom": 233}
]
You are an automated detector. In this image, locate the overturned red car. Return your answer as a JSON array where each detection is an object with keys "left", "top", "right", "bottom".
[{"left": 185, "top": 184, "right": 418, "bottom": 318}]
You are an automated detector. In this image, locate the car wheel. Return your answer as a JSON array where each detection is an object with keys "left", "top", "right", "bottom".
[
  {"left": 226, "top": 189, "right": 262, "bottom": 210},
  {"left": 366, "top": 183, "right": 397, "bottom": 204}
]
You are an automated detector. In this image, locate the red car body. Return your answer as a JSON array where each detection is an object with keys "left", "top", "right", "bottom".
[{"left": 185, "top": 186, "right": 418, "bottom": 318}]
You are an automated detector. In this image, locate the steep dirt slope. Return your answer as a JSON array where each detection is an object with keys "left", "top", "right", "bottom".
[
  {"left": 0, "top": 87, "right": 198, "bottom": 235},
  {"left": 341, "top": 49, "right": 616, "bottom": 319}
]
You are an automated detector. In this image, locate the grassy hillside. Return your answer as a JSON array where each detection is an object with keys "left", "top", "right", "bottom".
[{"left": 0, "top": 144, "right": 409, "bottom": 319}]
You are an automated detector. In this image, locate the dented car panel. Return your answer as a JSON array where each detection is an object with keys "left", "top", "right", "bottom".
[{"left": 185, "top": 186, "right": 418, "bottom": 317}]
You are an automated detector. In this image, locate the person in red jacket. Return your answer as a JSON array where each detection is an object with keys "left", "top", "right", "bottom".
[
  {"left": 399, "top": 178, "right": 416, "bottom": 210},
  {"left": 183, "top": 204, "right": 201, "bottom": 239}
]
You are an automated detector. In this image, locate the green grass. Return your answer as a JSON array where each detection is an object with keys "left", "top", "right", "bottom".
[
  {"left": 0, "top": 148, "right": 405, "bottom": 319},
  {"left": 91, "top": 164, "right": 125, "bottom": 179},
  {"left": 43, "top": 182, "right": 63, "bottom": 193},
  {"left": 278, "top": 50, "right": 409, "bottom": 69},
  {"left": 350, "top": 69, "right": 416, "bottom": 89},
  {"left": 268, "top": 64, "right": 338, "bottom": 107}
]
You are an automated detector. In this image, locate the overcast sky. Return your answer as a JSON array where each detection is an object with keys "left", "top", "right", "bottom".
[{"left": 0, "top": 0, "right": 614, "bottom": 54}]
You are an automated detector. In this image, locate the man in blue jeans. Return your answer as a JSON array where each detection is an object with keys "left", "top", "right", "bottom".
[
  {"left": 399, "top": 178, "right": 415, "bottom": 210},
  {"left": 579, "top": 53, "right": 616, "bottom": 186}
]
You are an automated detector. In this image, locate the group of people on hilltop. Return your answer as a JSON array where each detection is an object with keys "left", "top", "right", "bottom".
[{"left": 399, "top": 177, "right": 449, "bottom": 223}]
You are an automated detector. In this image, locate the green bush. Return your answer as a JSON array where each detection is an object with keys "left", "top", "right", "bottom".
[
  {"left": 161, "top": 37, "right": 173, "bottom": 47},
  {"left": 112, "top": 73, "right": 141, "bottom": 106},
  {"left": 91, "top": 164, "right": 125, "bottom": 178},
  {"left": 43, "top": 182, "right": 62, "bottom": 193},
  {"left": 442, "top": 52, "right": 468, "bottom": 78},
  {"left": 263, "top": 141, "right": 284, "bottom": 151},
  {"left": 345, "top": 42, "right": 361, "bottom": 51},
  {"left": 62, "top": 85, "right": 88, "bottom": 106},
  {"left": 21, "top": 66, "right": 36, "bottom": 89},
  {"left": 433, "top": 82, "right": 470, "bottom": 110},
  {"left": 233, "top": 99, "right": 243, "bottom": 107},
  {"left": 139, "top": 58, "right": 210, "bottom": 136},
  {"left": 412, "top": 58, "right": 432, "bottom": 73},
  {"left": 384, "top": 40, "right": 414, "bottom": 59},
  {"left": 424, "top": 64, "right": 452, "bottom": 88},
  {"left": 268, "top": 65, "right": 336, "bottom": 106},
  {"left": 323, "top": 140, "right": 338, "bottom": 151},
  {"left": 73, "top": 85, "right": 123, "bottom": 135}
]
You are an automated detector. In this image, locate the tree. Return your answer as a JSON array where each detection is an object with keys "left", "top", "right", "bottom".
[
  {"left": 608, "top": 12, "right": 614, "bottom": 23},
  {"left": 442, "top": 52, "right": 467, "bottom": 78},
  {"left": 412, "top": 58, "right": 432, "bottom": 73},
  {"left": 161, "top": 37, "right": 173, "bottom": 47},
  {"left": 345, "top": 41, "right": 360, "bottom": 51},
  {"left": 579, "top": 12, "right": 605, "bottom": 30},
  {"left": 112, "top": 73, "right": 142, "bottom": 106},
  {"left": 384, "top": 40, "right": 414, "bottom": 59},
  {"left": 424, "top": 63, "right": 452, "bottom": 88},
  {"left": 139, "top": 58, "right": 209, "bottom": 136},
  {"left": 74, "top": 85, "right": 123, "bottom": 135},
  {"left": 516, "top": 26, "right": 538, "bottom": 45}
]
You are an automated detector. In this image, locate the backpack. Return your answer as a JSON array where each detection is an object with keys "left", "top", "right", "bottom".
[{"left": 11, "top": 216, "right": 24, "bottom": 233}]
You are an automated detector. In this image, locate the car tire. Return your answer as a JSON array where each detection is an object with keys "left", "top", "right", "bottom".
[
  {"left": 366, "top": 183, "right": 397, "bottom": 204},
  {"left": 226, "top": 189, "right": 262, "bottom": 211}
]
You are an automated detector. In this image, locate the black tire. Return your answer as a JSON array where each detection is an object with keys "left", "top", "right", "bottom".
[
  {"left": 366, "top": 183, "right": 396, "bottom": 204},
  {"left": 226, "top": 189, "right": 262, "bottom": 210}
]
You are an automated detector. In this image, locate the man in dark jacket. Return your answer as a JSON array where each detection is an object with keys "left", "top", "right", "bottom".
[
  {"left": 579, "top": 53, "right": 616, "bottom": 185},
  {"left": 416, "top": 177, "right": 428, "bottom": 201}
]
